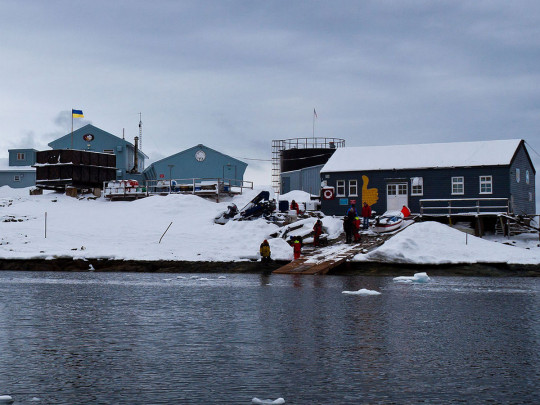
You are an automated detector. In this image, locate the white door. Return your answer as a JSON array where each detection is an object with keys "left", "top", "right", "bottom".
[{"left": 387, "top": 183, "right": 408, "bottom": 212}]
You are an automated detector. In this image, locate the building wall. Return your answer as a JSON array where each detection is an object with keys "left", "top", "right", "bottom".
[
  {"left": 8, "top": 149, "right": 37, "bottom": 166},
  {"left": 509, "top": 143, "right": 536, "bottom": 215},
  {"left": 143, "top": 144, "right": 247, "bottom": 184},
  {"left": 321, "top": 166, "right": 515, "bottom": 216},
  {"left": 281, "top": 164, "right": 323, "bottom": 195},
  {"left": 0, "top": 170, "right": 36, "bottom": 188}
]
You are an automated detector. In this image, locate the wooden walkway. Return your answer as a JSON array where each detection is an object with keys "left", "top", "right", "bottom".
[{"left": 273, "top": 234, "right": 388, "bottom": 275}]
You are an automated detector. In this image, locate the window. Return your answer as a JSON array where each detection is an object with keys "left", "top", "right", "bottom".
[
  {"left": 103, "top": 149, "right": 114, "bottom": 154},
  {"left": 398, "top": 184, "right": 407, "bottom": 195},
  {"left": 516, "top": 168, "right": 520, "bottom": 183},
  {"left": 526, "top": 170, "right": 530, "bottom": 185},
  {"left": 336, "top": 180, "right": 345, "bottom": 197},
  {"left": 411, "top": 177, "right": 423, "bottom": 196},
  {"left": 529, "top": 192, "right": 533, "bottom": 202},
  {"left": 13, "top": 175, "right": 21, "bottom": 182},
  {"left": 452, "top": 177, "right": 464, "bottom": 195},
  {"left": 387, "top": 184, "right": 396, "bottom": 195},
  {"left": 349, "top": 180, "right": 358, "bottom": 196},
  {"left": 16, "top": 153, "right": 25, "bottom": 160},
  {"left": 479, "top": 176, "right": 492, "bottom": 194}
]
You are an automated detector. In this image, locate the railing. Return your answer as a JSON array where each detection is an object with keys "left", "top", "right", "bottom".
[
  {"left": 145, "top": 178, "right": 253, "bottom": 196},
  {"left": 275, "top": 137, "right": 346, "bottom": 150},
  {"left": 419, "top": 198, "right": 509, "bottom": 215}
]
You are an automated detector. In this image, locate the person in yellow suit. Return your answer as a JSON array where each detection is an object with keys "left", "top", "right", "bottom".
[{"left": 260, "top": 240, "right": 271, "bottom": 263}]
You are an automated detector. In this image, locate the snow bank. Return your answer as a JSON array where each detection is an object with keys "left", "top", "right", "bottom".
[
  {"left": 342, "top": 288, "right": 381, "bottom": 295},
  {"left": 354, "top": 221, "right": 540, "bottom": 265},
  {"left": 0, "top": 188, "right": 295, "bottom": 262},
  {"left": 393, "top": 272, "right": 431, "bottom": 283}
]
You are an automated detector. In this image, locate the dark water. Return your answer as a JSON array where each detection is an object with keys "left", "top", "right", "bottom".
[{"left": 0, "top": 272, "right": 539, "bottom": 404}]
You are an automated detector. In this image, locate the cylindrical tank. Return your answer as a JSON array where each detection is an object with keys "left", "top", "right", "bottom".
[{"left": 281, "top": 148, "right": 337, "bottom": 173}]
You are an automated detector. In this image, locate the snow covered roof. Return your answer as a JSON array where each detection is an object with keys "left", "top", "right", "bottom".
[{"left": 321, "top": 139, "right": 524, "bottom": 173}]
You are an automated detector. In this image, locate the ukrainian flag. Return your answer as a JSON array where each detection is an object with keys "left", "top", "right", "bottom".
[{"left": 72, "top": 109, "right": 84, "bottom": 118}]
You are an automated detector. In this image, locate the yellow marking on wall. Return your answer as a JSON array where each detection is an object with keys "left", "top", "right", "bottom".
[{"left": 361, "top": 175, "right": 379, "bottom": 206}]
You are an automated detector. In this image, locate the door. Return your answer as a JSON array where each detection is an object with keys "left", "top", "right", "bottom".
[{"left": 387, "top": 183, "right": 408, "bottom": 212}]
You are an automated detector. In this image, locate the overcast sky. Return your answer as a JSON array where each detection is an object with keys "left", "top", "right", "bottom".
[{"left": 1, "top": 0, "right": 539, "bottom": 187}]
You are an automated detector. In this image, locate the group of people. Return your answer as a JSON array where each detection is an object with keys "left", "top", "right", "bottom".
[
  {"left": 343, "top": 202, "right": 371, "bottom": 243},
  {"left": 260, "top": 218, "right": 324, "bottom": 262}
]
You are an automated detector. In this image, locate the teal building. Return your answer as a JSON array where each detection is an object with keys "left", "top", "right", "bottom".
[{"left": 143, "top": 144, "right": 247, "bottom": 184}]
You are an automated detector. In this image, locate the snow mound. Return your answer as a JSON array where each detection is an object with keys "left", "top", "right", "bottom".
[
  {"left": 393, "top": 272, "right": 431, "bottom": 283},
  {"left": 279, "top": 190, "right": 313, "bottom": 203},
  {"left": 354, "top": 221, "right": 540, "bottom": 265},
  {"left": 252, "top": 398, "right": 285, "bottom": 404},
  {"left": 342, "top": 288, "right": 381, "bottom": 295}
]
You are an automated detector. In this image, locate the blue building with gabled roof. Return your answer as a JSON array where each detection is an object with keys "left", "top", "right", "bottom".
[{"left": 143, "top": 144, "right": 247, "bottom": 184}]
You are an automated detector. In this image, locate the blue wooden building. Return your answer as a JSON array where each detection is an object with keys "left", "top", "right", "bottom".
[
  {"left": 48, "top": 124, "right": 148, "bottom": 181},
  {"left": 320, "top": 139, "right": 536, "bottom": 217},
  {"left": 143, "top": 144, "right": 247, "bottom": 184},
  {"left": 0, "top": 149, "right": 38, "bottom": 188}
]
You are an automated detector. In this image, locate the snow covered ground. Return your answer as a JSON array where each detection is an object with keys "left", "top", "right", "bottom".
[
  {"left": 353, "top": 221, "right": 540, "bottom": 265},
  {"left": 0, "top": 186, "right": 329, "bottom": 262},
  {"left": 1, "top": 186, "right": 539, "bottom": 266}
]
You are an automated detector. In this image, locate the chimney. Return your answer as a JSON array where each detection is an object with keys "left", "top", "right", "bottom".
[{"left": 130, "top": 136, "right": 139, "bottom": 173}]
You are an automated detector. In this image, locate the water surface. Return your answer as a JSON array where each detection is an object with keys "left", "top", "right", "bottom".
[{"left": 0, "top": 271, "right": 538, "bottom": 404}]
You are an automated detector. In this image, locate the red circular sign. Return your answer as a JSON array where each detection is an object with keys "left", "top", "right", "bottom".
[{"left": 159, "top": 174, "right": 165, "bottom": 178}]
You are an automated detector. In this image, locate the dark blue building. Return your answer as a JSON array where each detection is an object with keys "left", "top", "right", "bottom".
[{"left": 320, "top": 139, "right": 536, "bottom": 217}]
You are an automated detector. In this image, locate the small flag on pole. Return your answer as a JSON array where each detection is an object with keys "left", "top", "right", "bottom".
[
  {"left": 72, "top": 109, "right": 84, "bottom": 118},
  {"left": 313, "top": 108, "right": 317, "bottom": 119}
]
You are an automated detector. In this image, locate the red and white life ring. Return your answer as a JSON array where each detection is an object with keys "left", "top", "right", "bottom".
[{"left": 323, "top": 188, "right": 334, "bottom": 200}]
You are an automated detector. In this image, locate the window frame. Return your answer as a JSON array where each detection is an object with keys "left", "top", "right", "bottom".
[
  {"left": 516, "top": 168, "right": 520, "bottom": 183},
  {"left": 479, "top": 175, "right": 493, "bottom": 194},
  {"left": 451, "top": 176, "right": 464, "bottom": 195},
  {"left": 13, "top": 175, "right": 21, "bottom": 182},
  {"left": 336, "top": 180, "right": 346, "bottom": 197},
  {"left": 16, "top": 153, "right": 25, "bottom": 161},
  {"left": 410, "top": 177, "right": 423, "bottom": 196},
  {"left": 526, "top": 170, "right": 530, "bottom": 185},
  {"left": 348, "top": 179, "right": 358, "bottom": 197}
]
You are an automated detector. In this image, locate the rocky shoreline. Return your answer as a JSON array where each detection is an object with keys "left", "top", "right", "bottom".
[{"left": 1, "top": 258, "right": 539, "bottom": 276}]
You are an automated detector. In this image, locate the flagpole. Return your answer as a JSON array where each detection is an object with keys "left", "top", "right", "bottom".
[{"left": 71, "top": 109, "right": 73, "bottom": 149}]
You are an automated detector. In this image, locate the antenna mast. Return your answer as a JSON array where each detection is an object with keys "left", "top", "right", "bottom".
[{"left": 138, "top": 112, "right": 143, "bottom": 151}]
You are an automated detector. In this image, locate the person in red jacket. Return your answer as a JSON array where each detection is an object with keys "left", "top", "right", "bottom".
[
  {"left": 292, "top": 236, "right": 302, "bottom": 260},
  {"left": 290, "top": 200, "right": 300, "bottom": 215},
  {"left": 353, "top": 216, "right": 361, "bottom": 242},
  {"left": 361, "top": 202, "right": 372, "bottom": 230},
  {"left": 313, "top": 219, "right": 323, "bottom": 246}
]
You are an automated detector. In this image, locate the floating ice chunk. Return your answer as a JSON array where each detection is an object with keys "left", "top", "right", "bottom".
[
  {"left": 393, "top": 272, "right": 431, "bottom": 283},
  {"left": 163, "top": 278, "right": 173, "bottom": 281},
  {"left": 252, "top": 398, "right": 285, "bottom": 404},
  {"left": 342, "top": 288, "right": 381, "bottom": 295},
  {"left": 0, "top": 395, "right": 14, "bottom": 404},
  {"left": 88, "top": 264, "right": 95, "bottom": 271},
  {"left": 176, "top": 276, "right": 186, "bottom": 279},
  {"left": 199, "top": 277, "right": 210, "bottom": 281},
  {"left": 218, "top": 276, "right": 226, "bottom": 279}
]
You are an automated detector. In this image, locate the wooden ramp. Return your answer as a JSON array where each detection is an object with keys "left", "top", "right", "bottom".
[
  {"left": 273, "top": 219, "right": 416, "bottom": 276},
  {"left": 273, "top": 243, "right": 373, "bottom": 275}
]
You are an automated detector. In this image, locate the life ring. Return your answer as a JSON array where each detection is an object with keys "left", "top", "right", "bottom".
[{"left": 323, "top": 188, "right": 334, "bottom": 200}]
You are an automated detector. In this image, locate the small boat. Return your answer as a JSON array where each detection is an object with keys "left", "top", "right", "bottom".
[{"left": 372, "top": 211, "right": 404, "bottom": 233}]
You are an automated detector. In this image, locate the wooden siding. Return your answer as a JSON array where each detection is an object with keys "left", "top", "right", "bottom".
[
  {"left": 509, "top": 143, "right": 536, "bottom": 215},
  {"left": 321, "top": 166, "right": 516, "bottom": 216}
]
